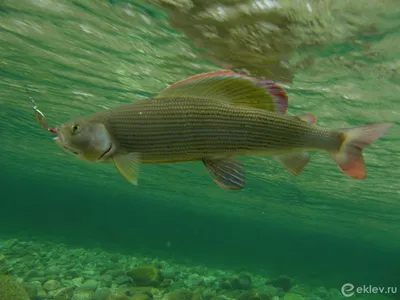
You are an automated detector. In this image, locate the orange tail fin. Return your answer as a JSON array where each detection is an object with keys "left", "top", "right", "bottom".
[{"left": 331, "top": 122, "right": 394, "bottom": 179}]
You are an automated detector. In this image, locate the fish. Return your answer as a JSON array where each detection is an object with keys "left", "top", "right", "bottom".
[{"left": 54, "top": 70, "right": 394, "bottom": 190}]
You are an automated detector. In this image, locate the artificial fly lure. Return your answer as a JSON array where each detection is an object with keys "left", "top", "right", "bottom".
[{"left": 27, "top": 88, "right": 58, "bottom": 135}]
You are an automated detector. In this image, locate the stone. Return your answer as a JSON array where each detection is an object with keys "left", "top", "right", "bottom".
[
  {"left": 191, "top": 292, "right": 203, "bottom": 300},
  {"left": 283, "top": 293, "right": 304, "bottom": 300},
  {"left": 29, "top": 280, "right": 43, "bottom": 290},
  {"left": 72, "top": 290, "right": 95, "bottom": 300},
  {"left": 22, "top": 282, "right": 38, "bottom": 298},
  {"left": 65, "top": 269, "right": 80, "bottom": 278},
  {"left": 202, "top": 289, "right": 216, "bottom": 300},
  {"left": 167, "top": 288, "right": 193, "bottom": 300},
  {"left": 115, "top": 275, "right": 133, "bottom": 285},
  {"left": 203, "top": 276, "right": 217, "bottom": 287},
  {"left": 265, "top": 276, "right": 294, "bottom": 292},
  {"left": 328, "top": 288, "right": 342, "bottom": 297},
  {"left": 53, "top": 286, "right": 74, "bottom": 300},
  {"left": 126, "top": 266, "right": 163, "bottom": 287},
  {"left": 219, "top": 279, "right": 232, "bottom": 290},
  {"left": 238, "top": 291, "right": 262, "bottom": 300},
  {"left": 160, "top": 267, "right": 177, "bottom": 280},
  {"left": 46, "top": 265, "right": 61, "bottom": 276},
  {"left": 43, "top": 279, "right": 61, "bottom": 291},
  {"left": 313, "top": 286, "right": 328, "bottom": 298},
  {"left": 100, "top": 274, "right": 113, "bottom": 288},
  {"left": 29, "top": 276, "right": 47, "bottom": 283},
  {"left": 105, "top": 269, "right": 125, "bottom": 278},
  {"left": 132, "top": 294, "right": 152, "bottom": 300},
  {"left": 37, "top": 289, "right": 47, "bottom": 298},
  {"left": 76, "top": 279, "right": 99, "bottom": 291},
  {"left": 72, "top": 277, "right": 85, "bottom": 287},
  {"left": 238, "top": 274, "right": 252, "bottom": 290},
  {"left": 256, "top": 285, "right": 277, "bottom": 297},
  {"left": 26, "top": 269, "right": 43, "bottom": 279},
  {"left": 185, "top": 273, "right": 204, "bottom": 287},
  {"left": 94, "top": 287, "right": 112, "bottom": 300},
  {"left": 0, "top": 275, "right": 30, "bottom": 300}
]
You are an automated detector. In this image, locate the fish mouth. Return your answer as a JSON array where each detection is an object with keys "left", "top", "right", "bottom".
[
  {"left": 53, "top": 136, "right": 81, "bottom": 156},
  {"left": 98, "top": 143, "right": 113, "bottom": 161}
]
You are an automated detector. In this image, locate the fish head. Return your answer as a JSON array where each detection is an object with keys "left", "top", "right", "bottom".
[{"left": 54, "top": 119, "right": 115, "bottom": 162}]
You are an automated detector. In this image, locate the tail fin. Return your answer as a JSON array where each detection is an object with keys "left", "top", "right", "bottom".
[{"left": 331, "top": 122, "right": 393, "bottom": 179}]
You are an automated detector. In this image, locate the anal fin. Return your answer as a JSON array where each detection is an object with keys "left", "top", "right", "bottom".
[
  {"left": 113, "top": 152, "right": 141, "bottom": 185},
  {"left": 203, "top": 157, "right": 245, "bottom": 190},
  {"left": 274, "top": 152, "right": 310, "bottom": 175}
]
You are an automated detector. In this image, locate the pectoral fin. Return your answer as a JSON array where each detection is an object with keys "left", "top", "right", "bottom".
[
  {"left": 203, "top": 157, "right": 245, "bottom": 190},
  {"left": 274, "top": 152, "right": 310, "bottom": 175},
  {"left": 113, "top": 153, "right": 141, "bottom": 185}
]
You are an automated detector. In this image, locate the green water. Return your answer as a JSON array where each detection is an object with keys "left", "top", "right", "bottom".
[{"left": 1, "top": 0, "right": 400, "bottom": 297}]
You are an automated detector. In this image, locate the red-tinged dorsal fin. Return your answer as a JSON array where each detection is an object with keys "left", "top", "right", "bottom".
[
  {"left": 330, "top": 122, "right": 394, "bottom": 179},
  {"left": 156, "top": 70, "right": 288, "bottom": 114}
]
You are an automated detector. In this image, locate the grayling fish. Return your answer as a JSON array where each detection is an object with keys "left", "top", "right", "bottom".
[{"left": 54, "top": 70, "right": 393, "bottom": 190}]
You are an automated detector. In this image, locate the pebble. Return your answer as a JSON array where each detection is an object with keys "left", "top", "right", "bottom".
[
  {"left": 0, "top": 237, "right": 330, "bottom": 300},
  {"left": 51, "top": 286, "right": 74, "bottom": 299},
  {"left": 203, "top": 276, "right": 217, "bottom": 287},
  {"left": 185, "top": 273, "right": 204, "bottom": 287},
  {"left": 37, "top": 289, "right": 47, "bottom": 298},
  {"left": 160, "top": 267, "right": 176, "bottom": 279},
  {"left": 283, "top": 293, "right": 305, "bottom": 300},
  {"left": 94, "top": 287, "right": 112, "bottom": 300},
  {"left": 105, "top": 269, "right": 125, "bottom": 278},
  {"left": 76, "top": 279, "right": 98, "bottom": 291},
  {"left": 72, "top": 290, "right": 95, "bottom": 300},
  {"left": 115, "top": 275, "right": 133, "bottom": 285},
  {"left": 43, "top": 279, "right": 61, "bottom": 291},
  {"left": 22, "top": 282, "right": 38, "bottom": 298},
  {"left": 72, "top": 277, "right": 85, "bottom": 287},
  {"left": 100, "top": 274, "right": 113, "bottom": 288},
  {"left": 45, "top": 265, "right": 60, "bottom": 276},
  {"left": 238, "top": 274, "right": 252, "bottom": 290},
  {"left": 313, "top": 286, "right": 329, "bottom": 298},
  {"left": 29, "top": 276, "right": 47, "bottom": 283},
  {"left": 257, "top": 285, "right": 277, "bottom": 297},
  {"left": 26, "top": 269, "right": 42, "bottom": 278}
]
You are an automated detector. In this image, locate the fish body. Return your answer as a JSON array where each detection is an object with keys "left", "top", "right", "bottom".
[
  {"left": 55, "top": 70, "right": 393, "bottom": 190},
  {"left": 78, "top": 97, "right": 339, "bottom": 163}
]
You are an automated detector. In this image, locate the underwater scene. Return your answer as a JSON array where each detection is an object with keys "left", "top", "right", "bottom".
[{"left": 1, "top": 0, "right": 400, "bottom": 299}]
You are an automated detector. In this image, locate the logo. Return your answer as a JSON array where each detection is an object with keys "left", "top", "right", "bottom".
[
  {"left": 341, "top": 283, "right": 398, "bottom": 297},
  {"left": 341, "top": 283, "right": 355, "bottom": 297}
]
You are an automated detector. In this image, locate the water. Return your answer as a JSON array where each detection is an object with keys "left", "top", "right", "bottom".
[{"left": 1, "top": 0, "right": 400, "bottom": 299}]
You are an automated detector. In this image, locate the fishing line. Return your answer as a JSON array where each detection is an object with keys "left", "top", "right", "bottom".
[{"left": 25, "top": 85, "right": 58, "bottom": 135}]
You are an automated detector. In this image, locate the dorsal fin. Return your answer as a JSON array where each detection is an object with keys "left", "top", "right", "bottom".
[{"left": 155, "top": 70, "right": 288, "bottom": 114}]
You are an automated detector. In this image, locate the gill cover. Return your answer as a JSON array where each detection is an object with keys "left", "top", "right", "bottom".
[{"left": 57, "top": 122, "right": 113, "bottom": 161}]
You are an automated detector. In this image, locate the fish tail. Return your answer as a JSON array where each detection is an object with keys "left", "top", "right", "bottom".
[{"left": 330, "top": 122, "right": 393, "bottom": 179}]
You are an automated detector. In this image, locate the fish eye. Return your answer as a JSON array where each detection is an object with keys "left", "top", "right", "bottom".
[{"left": 71, "top": 124, "right": 80, "bottom": 134}]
